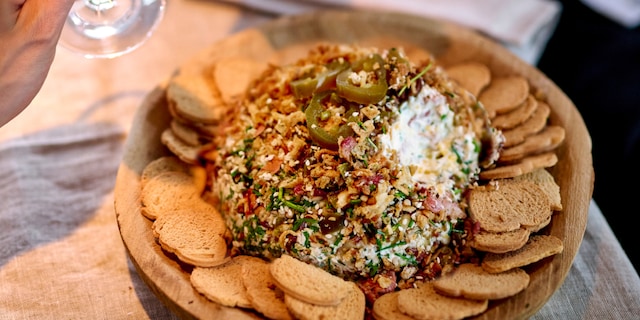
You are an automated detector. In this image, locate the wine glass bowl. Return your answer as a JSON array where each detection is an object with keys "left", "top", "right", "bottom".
[{"left": 59, "top": 0, "right": 166, "bottom": 59}]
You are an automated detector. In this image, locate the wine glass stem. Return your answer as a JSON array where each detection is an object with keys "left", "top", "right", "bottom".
[{"left": 85, "top": 0, "right": 116, "bottom": 11}]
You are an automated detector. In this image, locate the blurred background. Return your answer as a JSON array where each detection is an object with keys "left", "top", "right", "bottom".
[{"left": 538, "top": 0, "right": 640, "bottom": 273}]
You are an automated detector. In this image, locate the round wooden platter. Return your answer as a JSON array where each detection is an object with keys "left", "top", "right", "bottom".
[{"left": 114, "top": 10, "right": 594, "bottom": 320}]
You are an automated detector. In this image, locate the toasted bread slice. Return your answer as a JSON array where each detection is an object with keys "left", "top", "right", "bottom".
[
  {"left": 140, "top": 171, "right": 202, "bottom": 220},
  {"left": 190, "top": 255, "right": 258, "bottom": 308},
  {"left": 153, "top": 206, "right": 229, "bottom": 267},
  {"left": 479, "top": 151, "right": 558, "bottom": 180},
  {"left": 491, "top": 94, "right": 538, "bottom": 130},
  {"left": 396, "top": 282, "right": 488, "bottom": 320},
  {"left": 284, "top": 282, "right": 365, "bottom": 320},
  {"left": 270, "top": 254, "right": 351, "bottom": 306},
  {"left": 241, "top": 256, "right": 293, "bottom": 320},
  {"left": 478, "top": 76, "right": 529, "bottom": 118},
  {"left": 445, "top": 61, "right": 491, "bottom": 97},
  {"left": 502, "top": 100, "right": 550, "bottom": 147},
  {"left": 140, "top": 155, "right": 192, "bottom": 188},
  {"left": 371, "top": 291, "right": 414, "bottom": 320},
  {"left": 161, "top": 128, "right": 201, "bottom": 165},
  {"left": 212, "top": 56, "right": 268, "bottom": 105},
  {"left": 166, "top": 69, "right": 227, "bottom": 124},
  {"left": 482, "top": 234, "right": 564, "bottom": 273},
  {"left": 470, "top": 228, "right": 531, "bottom": 254},
  {"left": 499, "top": 125, "right": 566, "bottom": 163},
  {"left": 468, "top": 180, "right": 552, "bottom": 232},
  {"left": 510, "top": 168, "right": 562, "bottom": 211},
  {"left": 432, "top": 263, "right": 530, "bottom": 300}
]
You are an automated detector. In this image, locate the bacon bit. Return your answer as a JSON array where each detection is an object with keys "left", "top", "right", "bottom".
[
  {"left": 252, "top": 124, "right": 266, "bottom": 138},
  {"left": 293, "top": 184, "right": 305, "bottom": 195},
  {"left": 357, "top": 270, "right": 397, "bottom": 304},
  {"left": 339, "top": 136, "right": 357, "bottom": 160},
  {"left": 262, "top": 158, "right": 283, "bottom": 174}
]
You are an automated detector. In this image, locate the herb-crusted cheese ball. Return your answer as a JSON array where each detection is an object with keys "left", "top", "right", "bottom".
[{"left": 206, "top": 44, "right": 501, "bottom": 295}]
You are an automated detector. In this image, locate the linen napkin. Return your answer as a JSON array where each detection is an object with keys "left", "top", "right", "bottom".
[
  {"left": 0, "top": 122, "right": 176, "bottom": 319},
  {"left": 217, "top": 0, "right": 563, "bottom": 65}
]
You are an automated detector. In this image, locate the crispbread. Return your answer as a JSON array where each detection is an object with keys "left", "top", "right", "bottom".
[
  {"left": 170, "top": 119, "right": 204, "bottom": 147},
  {"left": 270, "top": 254, "right": 351, "bottom": 306},
  {"left": 241, "top": 256, "right": 293, "bottom": 320},
  {"left": 478, "top": 75, "right": 529, "bottom": 118},
  {"left": 140, "top": 171, "right": 202, "bottom": 220},
  {"left": 502, "top": 100, "right": 551, "bottom": 148},
  {"left": 371, "top": 291, "right": 413, "bottom": 320},
  {"left": 491, "top": 94, "right": 538, "bottom": 130},
  {"left": 481, "top": 235, "right": 564, "bottom": 273},
  {"left": 499, "top": 125, "right": 566, "bottom": 163},
  {"left": 213, "top": 56, "right": 268, "bottom": 105},
  {"left": 432, "top": 263, "right": 530, "bottom": 300},
  {"left": 510, "top": 168, "right": 562, "bottom": 211},
  {"left": 161, "top": 128, "right": 201, "bottom": 165},
  {"left": 396, "top": 282, "right": 488, "bottom": 320},
  {"left": 479, "top": 151, "right": 558, "bottom": 180},
  {"left": 153, "top": 206, "right": 229, "bottom": 267},
  {"left": 190, "top": 255, "right": 257, "bottom": 308},
  {"left": 140, "top": 155, "right": 192, "bottom": 188},
  {"left": 468, "top": 180, "right": 552, "bottom": 232},
  {"left": 445, "top": 61, "right": 491, "bottom": 97},
  {"left": 470, "top": 228, "right": 531, "bottom": 253},
  {"left": 166, "top": 69, "right": 228, "bottom": 124},
  {"left": 284, "top": 282, "right": 365, "bottom": 320}
]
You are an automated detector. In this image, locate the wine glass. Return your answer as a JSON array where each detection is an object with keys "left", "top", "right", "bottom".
[{"left": 59, "top": 0, "right": 166, "bottom": 59}]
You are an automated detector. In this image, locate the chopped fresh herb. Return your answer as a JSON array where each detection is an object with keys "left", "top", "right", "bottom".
[{"left": 398, "top": 63, "right": 432, "bottom": 96}]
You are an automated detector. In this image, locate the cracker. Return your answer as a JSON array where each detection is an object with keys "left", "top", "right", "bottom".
[
  {"left": 468, "top": 180, "right": 552, "bottom": 233},
  {"left": 241, "top": 257, "right": 293, "bottom": 320},
  {"left": 140, "top": 171, "right": 202, "bottom": 220},
  {"left": 170, "top": 119, "right": 204, "bottom": 147},
  {"left": 212, "top": 56, "right": 268, "bottom": 105},
  {"left": 499, "top": 125, "right": 565, "bottom": 163},
  {"left": 432, "top": 263, "right": 530, "bottom": 300},
  {"left": 482, "top": 235, "right": 564, "bottom": 273},
  {"left": 371, "top": 291, "right": 413, "bottom": 320},
  {"left": 470, "top": 228, "right": 531, "bottom": 254},
  {"left": 161, "top": 128, "right": 201, "bottom": 164},
  {"left": 502, "top": 100, "right": 551, "bottom": 147},
  {"left": 479, "top": 152, "right": 558, "bottom": 180},
  {"left": 153, "top": 206, "right": 229, "bottom": 267},
  {"left": 190, "top": 256, "right": 256, "bottom": 308},
  {"left": 140, "top": 155, "right": 192, "bottom": 188},
  {"left": 396, "top": 282, "right": 488, "bottom": 320},
  {"left": 510, "top": 168, "right": 562, "bottom": 211},
  {"left": 166, "top": 69, "right": 227, "bottom": 124},
  {"left": 270, "top": 254, "right": 351, "bottom": 306},
  {"left": 491, "top": 94, "right": 538, "bottom": 130},
  {"left": 478, "top": 76, "right": 529, "bottom": 118},
  {"left": 445, "top": 61, "right": 491, "bottom": 97},
  {"left": 284, "top": 282, "right": 365, "bottom": 320}
]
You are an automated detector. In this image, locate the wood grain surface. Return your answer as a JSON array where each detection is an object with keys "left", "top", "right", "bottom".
[{"left": 114, "top": 10, "right": 594, "bottom": 320}]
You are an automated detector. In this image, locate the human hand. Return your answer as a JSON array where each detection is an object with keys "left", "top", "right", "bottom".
[{"left": 0, "top": 0, "right": 75, "bottom": 127}]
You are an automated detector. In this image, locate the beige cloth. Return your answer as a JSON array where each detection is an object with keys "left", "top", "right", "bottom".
[
  {"left": 0, "top": 123, "right": 177, "bottom": 319},
  {"left": 0, "top": 0, "right": 639, "bottom": 319}
]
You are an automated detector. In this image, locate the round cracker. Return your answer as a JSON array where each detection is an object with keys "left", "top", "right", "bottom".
[
  {"left": 479, "top": 76, "right": 529, "bottom": 118},
  {"left": 445, "top": 61, "right": 491, "bottom": 97},
  {"left": 396, "top": 282, "right": 488, "bottom": 320}
]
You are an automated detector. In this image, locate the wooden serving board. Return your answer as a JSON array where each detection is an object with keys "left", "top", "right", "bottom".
[{"left": 114, "top": 10, "right": 594, "bottom": 320}]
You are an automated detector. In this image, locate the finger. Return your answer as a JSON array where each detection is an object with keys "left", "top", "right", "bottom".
[
  {"left": 0, "top": 0, "right": 24, "bottom": 33},
  {"left": 15, "top": 0, "right": 76, "bottom": 40}
]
